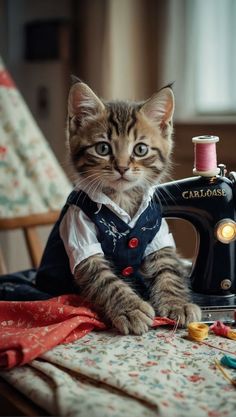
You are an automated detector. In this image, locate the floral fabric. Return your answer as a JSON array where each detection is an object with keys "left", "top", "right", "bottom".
[
  {"left": 0, "top": 57, "right": 71, "bottom": 218},
  {"left": 0, "top": 294, "right": 174, "bottom": 369},
  {"left": 0, "top": 295, "right": 106, "bottom": 368},
  {"left": 1, "top": 325, "right": 236, "bottom": 416}
]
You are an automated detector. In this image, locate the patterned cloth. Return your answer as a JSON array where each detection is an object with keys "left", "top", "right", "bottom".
[
  {"left": 0, "top": 57, "right": 71, "bottom": 218},
  {"left": 0, "top": 294, "right": 174, "bottom": 369},
  {"left": 1, "top": 326, "right": 236, "bottom": 417},
  {"left": 0, "top": 295, "right": 106, "bottom": 368}
]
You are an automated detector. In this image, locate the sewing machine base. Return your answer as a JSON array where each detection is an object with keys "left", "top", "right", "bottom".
[{"left": 191, "top": 291, "right": 236, "bottom": 324}]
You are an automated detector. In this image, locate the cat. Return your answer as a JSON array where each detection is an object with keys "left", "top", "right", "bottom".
[
  {"left": 36, "top": 80, "right": 201, "bottom": 334},
  {"left": 64, "top": 80, "right": 201, "bottom": 334}
]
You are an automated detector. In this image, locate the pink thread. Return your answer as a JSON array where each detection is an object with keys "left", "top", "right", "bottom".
[
  {"left": 210, "top": 321, "right": 230, "bottom": 337},
  {"left": 194, "top": 143, "right": 218, "bottom": 173},
  {"left": 160, "top": 316, "right": 180, "bottom": 343}
]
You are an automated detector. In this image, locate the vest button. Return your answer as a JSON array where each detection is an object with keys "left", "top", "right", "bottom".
[
  {"left": 122, "top": 266, "right": 134, "bottom": 276},
  {"left": 128, "top": 237, "right": 139, "bottom": 249}
]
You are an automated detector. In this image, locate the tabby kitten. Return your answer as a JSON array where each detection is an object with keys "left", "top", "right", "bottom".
[{"left": 67, "top": 81, "right": 201, "bottom": 334}]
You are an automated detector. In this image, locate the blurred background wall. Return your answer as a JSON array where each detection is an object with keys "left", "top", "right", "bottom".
[{"left": 0, "top": 0, "right": 236, "bottom": 270}]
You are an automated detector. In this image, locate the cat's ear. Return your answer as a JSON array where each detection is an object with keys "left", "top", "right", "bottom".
[
  {"left": 140, "top": 87, "right": 175, "bottom": 136},
  {"left": 68, "top": 82, "right": 105, "bottom": 125}
]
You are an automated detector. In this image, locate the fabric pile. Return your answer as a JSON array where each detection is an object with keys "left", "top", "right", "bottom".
[{"left": 0, "top": 293, "right": 175, "bottom": 369}]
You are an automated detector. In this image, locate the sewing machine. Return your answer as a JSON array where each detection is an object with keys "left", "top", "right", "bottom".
[{"left": 157, "top": 135, "right": 236, "bottom": 323}]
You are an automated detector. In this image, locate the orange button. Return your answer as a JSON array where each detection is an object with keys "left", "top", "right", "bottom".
[
  {"left": 122, "top": 266, "right": 134, "bottom": 276},
  {"left": 128, "top": 237, "right": 139, "bottom": 249}
]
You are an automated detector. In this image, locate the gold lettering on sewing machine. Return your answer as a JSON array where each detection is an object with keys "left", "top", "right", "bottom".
[{"left": 182, "top": 189, "right": 226, "bottom": 199}]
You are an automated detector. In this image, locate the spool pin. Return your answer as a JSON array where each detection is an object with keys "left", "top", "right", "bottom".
[{"left": 192, "top": 135, "right": 220, "bottom": 177}]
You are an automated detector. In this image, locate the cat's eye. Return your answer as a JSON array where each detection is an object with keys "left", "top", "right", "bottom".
[
  {"left": 133, "top": 143, "right": 149, "bottom": 157},
  {"left": 95, "top": 142, "right": 112, "bottom": 156}
]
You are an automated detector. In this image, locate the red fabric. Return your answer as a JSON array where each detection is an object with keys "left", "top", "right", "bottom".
[
  {"left": 0, "top": 70, "right": 15, "bottom": 88},
  {"left": 0, "top": 295, "right": 175, "bottom": 369}
]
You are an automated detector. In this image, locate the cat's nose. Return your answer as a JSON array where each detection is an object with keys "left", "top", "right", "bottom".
[{"left": 116, "top": 166, "right": 129, "bottom": 175}]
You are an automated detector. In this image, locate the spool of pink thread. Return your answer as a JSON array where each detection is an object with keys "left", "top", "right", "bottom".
[{"left": 192, "top": 135, "right": 220, "bottom": 177}]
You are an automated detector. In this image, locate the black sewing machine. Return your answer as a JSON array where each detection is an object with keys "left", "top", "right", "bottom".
[{"left": 157, "top": 135, "right": 236, "bottom": 323}]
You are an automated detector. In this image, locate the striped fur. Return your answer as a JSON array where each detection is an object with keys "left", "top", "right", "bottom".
[
  {"left": 67, "top": 82, "right": 201, "bottom": 334},
  {"left": 75, "top": 255, "right": 154, "bottom": 335},
  {"left": 140, "top": 247, "right": 201, "bottom": 326}
]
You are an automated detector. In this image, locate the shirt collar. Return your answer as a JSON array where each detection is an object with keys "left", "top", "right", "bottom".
[{"left": 74, "top": 181, "right": 156, "bottom": 222}]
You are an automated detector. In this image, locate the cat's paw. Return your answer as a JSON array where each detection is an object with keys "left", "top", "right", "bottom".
[
  {"left": 112, "top": 301, "right": 155, "bottom": 335},
  {"left": 158, "top": 302, "right": 202, "bottom": 327}
]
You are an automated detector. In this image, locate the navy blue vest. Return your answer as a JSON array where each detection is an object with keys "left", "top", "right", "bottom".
[{"left": 36, "top": 190, "right": 162, "bottom": 299}]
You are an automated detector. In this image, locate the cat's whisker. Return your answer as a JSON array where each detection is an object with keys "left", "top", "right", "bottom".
[
  {"left": 85, "top": 173, "right": 111, "bottom": 199},
  {"left": 142, "top": 177, "right": 157, "bottom": 211},
  {"left": 75, "top": 174, "right": 97, "bottom": 186},
  {"left": 75, "top": 172, "right": 103, "bottom": 188},
  {"left": 77, "top": 170, "right": 104, "bottom": 179},
  {"left": 90, "top": 180, "right": 104, "bottom": 201},
  {"left": 161, "top": 186, "right": 177, "bottom": 205},
  {"left": 77, "top": 171, "right": 113, "bottom": 201},
  {"left": 86, "top": 179, "right": 102, "bottom": 200},
  {"left": 155, "top": 188, "right": 168, "bottom": 208},
  {"left": 167, "top": 176, "right": 183, "bottom": 194},
  {"left": 81, "top": 177, "right": 101, "bottom": 200},
  {"left": 74, "top": 174, "right": 104, "bottom": 207}
]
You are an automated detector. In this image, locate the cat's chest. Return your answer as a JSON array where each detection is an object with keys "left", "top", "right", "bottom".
[{"left": 107, "top": 192, "right": 143, "bottom": 219}]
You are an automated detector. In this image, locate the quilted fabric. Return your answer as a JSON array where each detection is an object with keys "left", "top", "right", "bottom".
[{"left": 0, "top": 57, "right": 71, "bottom": 218}]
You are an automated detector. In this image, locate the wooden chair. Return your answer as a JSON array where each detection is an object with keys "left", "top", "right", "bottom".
[{"left": 0, "top": 211, "right": 59, "bottom": 275}]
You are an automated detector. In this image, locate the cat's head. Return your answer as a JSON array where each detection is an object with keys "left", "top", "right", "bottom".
[{"left": 67, "top": 81, "right": 174, "bottom": 194}]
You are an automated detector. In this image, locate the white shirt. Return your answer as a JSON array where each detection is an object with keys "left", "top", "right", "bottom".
[{"left": 59, "top": 185, "right": 175, "bottom": 274}]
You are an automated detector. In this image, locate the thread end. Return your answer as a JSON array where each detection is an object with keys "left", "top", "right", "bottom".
[{"left": 192, "top": 135, "right": 219, "bottom": 144}]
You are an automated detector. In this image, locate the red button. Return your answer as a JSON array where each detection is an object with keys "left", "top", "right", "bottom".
[
  {"left": 128, "top": 238, "right": 139, "bottom": 249},
  {"left": 122, "top": 266, "right": 134, "bottom": 276}
]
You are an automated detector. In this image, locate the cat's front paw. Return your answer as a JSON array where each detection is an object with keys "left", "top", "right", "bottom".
[
  {"left": 112, "top": 301, "right": 155, "bottom": 335},
  {"left": 158, "top": 302, "right": 201, "bottom": 327}
]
